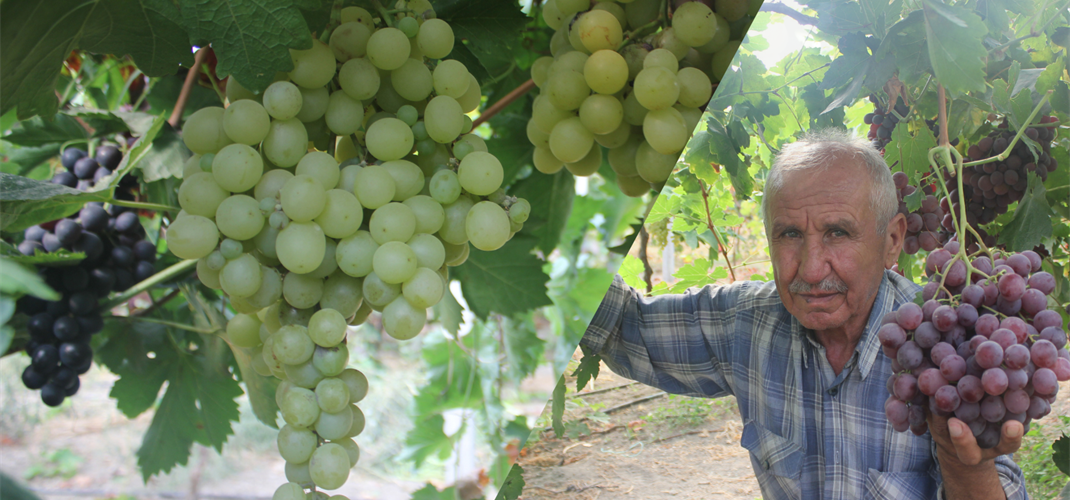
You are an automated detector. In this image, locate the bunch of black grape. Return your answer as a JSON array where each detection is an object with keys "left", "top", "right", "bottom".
[
  {"left": 960, "top": 116, "right": 1059, "bottom": 225},
  {"left": 880, "top": 248, "right": 1070, "bottom": 446},
  {"left": 17, "top": 151, "right": 157, "bottom": 406},
  {"left": 51, "top": 146, "right": 122, "bottom": 191},
  {"left": 865, "top": 95, "right": 908, "bottom": 150}
]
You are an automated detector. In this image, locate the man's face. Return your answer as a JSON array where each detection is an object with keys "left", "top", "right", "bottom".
[{"left": 767, "top": 156, "right": 903, "bottom": 338}]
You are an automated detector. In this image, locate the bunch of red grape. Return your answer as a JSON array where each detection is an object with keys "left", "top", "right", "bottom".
[
  {"left": 880, "top": 248, "right": 1070, "bottom": 446},
  {"left": 892, "top": 172, "right": 947, "bottom": 254},
  {"left": 865, "top": 95, "right": 907, "bottom": 150}
]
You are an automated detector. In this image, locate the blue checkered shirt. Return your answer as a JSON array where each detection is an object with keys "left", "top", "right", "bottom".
[{"left": 581, "top": 270, "right": 1027, "bottom": 500}]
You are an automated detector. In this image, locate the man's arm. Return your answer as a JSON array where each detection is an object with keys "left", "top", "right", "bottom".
[
  {"left": 580, "top": 274, "right": 736, "bottom": 398},
  {"left": 929, "top": 415, "right": 1027, "bottom": 500}
]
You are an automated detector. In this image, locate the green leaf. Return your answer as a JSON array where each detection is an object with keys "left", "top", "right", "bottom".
[
  {"left": 5, "top": 144, "right": 62, "bottom": 174},
  {"left": 0, "top": 173, "right": 110, "bottom": 232},
  {"left": 435, "top": 0, "right": 528, "bottom": 78},
  {"left": 411, "top": 484, "right": 458, "bottom": 500},
  {"left": 452, "top": 236, "right": 551, "bottom": 319},
  {"left": 0, "top": 257, "right": 60, "bottom": 300},
  {"left": 819, "top": 34, "right": 871, "bottom": 91},
  {"left": 617, "top": 255, "right": 646, "bottom": 290},
  {"left": 4, "top": 114, "right": 88, "bottom": 147},
  {"left": 181, "top": 0, "right": 313, "bottom": 92},
  {"left": 399, "top": 414, "right": 453, "bottom": 467},
  {"left": 572, "top": 345, "right": 601, "bottom": 393},
  {"left": 682, "top": 131, "right": 719, "bottom": 185},
  {"left": 512, "top": 170, "right": 574, "bottom": 253},
  {"left": 0, "top": 241, "right": 85, "bottom": 266},
  {"left": 821, "top": 58, "right": 872, "bottom": 114},
  {"left": 880, "top": 11, "right": 930, "bottom": 84},
  {"left": 229, "top": 344, "right": 280, "bottom": 428},
  {"left": 1011, "top": 68, "right": 1044, "bottom": 97},
  {"left": 432, "top": 286, "right": 464, "bottom": 336},
  {"left": 0, "top": 471, "right": 43, "bottom": 500},
  {"left": 486, "top": 113, "right": 533, "bottom": 186},
  {"left": 79, "top": 0, "right": 193, "bottom": 76},
  {"left": 904, "top": 185, "right": 926, "bottom": 212},
  {"left": 503, "top": 318, "right": 545, "bottom": 380},
  {"left": 136, "top": 121, "right": 189, "bottom": 182},
  {"left": 884, "top": 123, "right": 937, "bottom": 180},
  {"left": 997, "top": 173, "right": 1053, "bottom": 251},
  {"left": 922, "top": 0, "right": 989, "bottom": 95},
  {"left": 1052, "top": 434, "right": 1070, "bottom": 477},
  {"left": 657, "top": 258, "right": 728, "bottom": 295},
  {"left": 1035, "top": 55, "right": 1065, "bottom": 95},
  {"left": 551, "top": 374, "right": 565, "bottom": 437},
  {"left": 495, "top": 464, "right": 526, "bottom": 500}
]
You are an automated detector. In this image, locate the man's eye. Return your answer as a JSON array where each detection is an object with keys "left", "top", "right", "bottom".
[
  {"left": 782, "top": 230, "right": 800, "bottom": 238},
  {"left": 830, "top": 229, "right": 847, "bottom": 237}
]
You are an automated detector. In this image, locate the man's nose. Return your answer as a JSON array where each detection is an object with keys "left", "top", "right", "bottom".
[{"left": 798, "top": 235, "right": 830, "bottom": 285}]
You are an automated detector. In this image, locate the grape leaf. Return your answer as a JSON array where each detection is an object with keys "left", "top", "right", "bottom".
[
  {"left": 879, "top": 11, "right": 930, "bottom": 85},
  {"left": 922, "top": 0, "right": 989, "bottom": 95},
  {"left": 179, "top": 0, "right": 314, "bottom": 92},
  {"left": 0, "top": 173, "right": 110, "bottom": 232},
  {"left": 435, "top": 0, "right": 528, "bottom": 78},
  {"left": 398, "top": 414, "right": 453, "bottom": 467},
  {"left": 1052, "top": 434, "right": 1070, "bottom": 477},
  {"left": 551, "top": 374, "right": 566, "bottom": 437},
  {"left": 572, "top": 345, "right": 601, "bottom": 393},
  {"left": 683, "top": 131, "right": 719, "bottom": 185},
  {"left": 3, "top": 114, "right": 89, "bottom": 147},
  {"left": 486, "top": 112, "right": 533, "bottom": 187},
  {"left": 0, "top": 257, "right": 60, "bottom": 301},
  {"left": 495, "top": 465, "right": 526, "bottom": 500},
  {"left": 432, "top": 286, "right": 464, "bottom": 336},
  {"left": 0, "top": 241, "right": 86, "bottom": 266},
  {"left": 452, "top": 235, "right": 552, "bottom": 319},
  {"left": 885, "top": 122, "right": 937, "bottom": 180},
  {"left": 0, "top": 471, "right": 43, "bottom": 500},
  {"left": 618, "top": 255, "right": 646, "bottom": 291},
  {"left": 512, "top": 170, "right": 575, "bottom": 254},
  {"left": 997, "top": 173, "right": 1053, "bottom": 251},
  {"left": 411, "top": 484, "right": 458, "bottom": 500},
  {"left": 5, "top": 145, "right": 63, "bottom": 175}
]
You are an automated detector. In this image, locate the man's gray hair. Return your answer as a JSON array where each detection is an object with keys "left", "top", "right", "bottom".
[{"left": 761, "top": 129, "right": 898, "bottom": 237}]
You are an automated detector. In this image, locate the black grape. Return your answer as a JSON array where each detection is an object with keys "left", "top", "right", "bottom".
[{"left": 61, "top": 148, "right": 87, "bottom": 169}]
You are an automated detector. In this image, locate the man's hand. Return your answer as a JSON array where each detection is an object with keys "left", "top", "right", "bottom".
[{"left": 928, "top": 414, "right": 1024, "bottom": 500}]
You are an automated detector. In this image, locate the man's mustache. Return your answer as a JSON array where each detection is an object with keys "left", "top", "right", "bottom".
[{"left": 789, "top": 276, "right": 849, "bottom": 294}]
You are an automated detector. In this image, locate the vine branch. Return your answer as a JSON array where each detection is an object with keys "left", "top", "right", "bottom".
[
  {"left": 471, "top": 78, "right": 536, "bottom": 128},
  {"left": 700, "top": 181, "right": 738, "bottom": 282},
  {"left": 169, "top": 47, "right": 209, "bottom": 127}
]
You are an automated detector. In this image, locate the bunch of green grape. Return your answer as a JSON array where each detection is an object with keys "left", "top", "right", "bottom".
[
  {"left": 166, "top": 2, "right": 531, "bottom": 497},
  {"left": 528, "top": 0, "right": 757, "bottom": 196}
]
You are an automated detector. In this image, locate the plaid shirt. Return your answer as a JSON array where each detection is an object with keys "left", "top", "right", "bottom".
[{"left": 581, "top": 270, "right": 1027, "bottom": 500}]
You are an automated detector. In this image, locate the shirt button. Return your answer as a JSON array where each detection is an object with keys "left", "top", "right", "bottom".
[
  {"left": 763, "top": 459, "right": 771, "bottom": 470},
  {"left": 829, "top": 387, "right": 838, "bottom": 396}
]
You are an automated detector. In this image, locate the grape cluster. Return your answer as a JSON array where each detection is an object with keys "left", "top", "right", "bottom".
[
  {"left": 16, "top": 194, "right": 154, "bottom": 406},
  {"left": 880, "top": 248, "right": 1070, "bottom": 445},
  {"left": 170, "top": 3, "right": 529, "bottom": 497},
  {"left": 865, "top": 95, "right": 907, "bottom": 150},
  {"left": 529, "top": 0, "right": 744, "bottom": 196},
  {"left": 891, "top": 172, "right": 948, "bottom": 255},
  {"left": 49, "top": 145, "right": 122, "bottom": 191},
  {"left": 960, "top": 117, "right": 1059, "bottom": 225}
]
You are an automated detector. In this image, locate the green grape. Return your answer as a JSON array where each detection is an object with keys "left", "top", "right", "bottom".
[
  {"left": 285, "top": 461, "right": 314, "bottom": 489},
  {"left": 313, "top": 345, "right": 350, "bottom": 377},
  {"left": 365, "top": 118, "right": 414, "bottom": 161},
  {"left": 246, "top": 265, "right": 283, "bottom": 310},
  {"left": 672, "top": 2, "right": 717, "bottom": 47},
  {"left": 621, "top": 44, "right": 650, "bottom": 81},
  {"left": 374, "top": 74, "right": 412, "bottom": 113},
  {"left": 223, "top": 100, "right": 271, "bottom": 145},
  {"left": 295, "top": 85, "right": 329, "bottom": 123},
  {"left": 274, "top": 324, "right": 316, "bottom": 365},
  {"left": 341, "top": 6, "right": 375, "bottom": 30},
  {"left": 416, "top": 138, "right": 437, "bottom": 157},
  {"left": 715, "top": 0, "right": 749, "bottom": 21},
  {"left": 565, "top": 143, "right": 602, "bottom": 176},
  {"left": 557, "top": 0, "right": 591, "bottom": 15},
  {"left": 653, "top": 27, "right": 690, "bottom": 59},
  {"left": 225, "top": 76, "right": 258, "bottom": 103},
  {"left": 592, "top": 0, "right": 626, "bottom": 23},
  {"left": 206, "top": 251, "right": 227, "bottom": 271},
  {"left": 212, "top": 143, "right": 264, "bottom": 193},
  {"left": 281, "top": 175, "right": 327, "bottom": 222},
  {"left": 439, "top": 197, "right": 473, "bottom": 245},
  {"left": 636, "top": 139, "right": 677, "bottom": 183},
  {"left": 367, "top": 27, "right": 411, "bottom": 70},
  {"left": 282, "top": 386, "right": 320, "bottom": 428},
  {"left": 324, "top": 91, "right": 365, "bottom": 136},
  {"left": 182, "top": 107, "right": 233, "bottom": 154},
  {"left": 308, "top": 308, "right": 347, "bottom": 347},
  {"left": 452, "top": 142, "right": 474, "bottom": 161},
  {"left": 334, "top": 438, "right": 360, "bottom": 468},
  {"left": 575, "top": 10, "right": 622, "bottom": 52},
  {"left": 279, "top": 304, "right": 316, "bottom": 327},
  {"left": 542, "top": 0, "right": 566, "bottom": 29},
  {"left": 643, "top": 48, "right": 679, "bottom": 72},
  {"left": 289, "top": 41, "right": 336, "bottom": 88},
  {"left": 403, "top": 195, "right": 445, "bottom": 234},
  {"left": 509, "top": 199, "right": 531, "bottom": 224},
  {"left": 608, "top": 137, "right": 641, "bottom": 177},
  {"left": 200, "top": 153, "right": 217, "bottom": 172},
  {"left": 443, "top": 240, "right": 469, "bottom": 266},
  {"left": 283, "top": 272, "right": 323, "bottom": 309},
  {"left": 531, "top": 56, "right": 554, "bottom": 88},
  {"left": 546, "top": 70, "right": 590, "bottom": 111},
  {"left": 676, "top": 68, "right": 713, "bottom": 107},
  {"left": 320, "top": 272, "right": 363, "bottom": 318},
  {"left": 338, "top": 163, "right": 363, "bottom": 193},
  {"left": 643, "top": 107, "right": 688, "bottom": 155},
  {"left": 533, "top": 146, "right": 565, "bottom": 174},
  {"left": 549, "top": 117, "right": 594, "bottom": 163},
  {"left": 396, "top": 105, "right": 419, "bottom": 126},
  {"left": 382, "top": 160, "right": 424, "bottom": 200},
  {"left": 429, "top": 169, "right": 461, "bottom": 204},
  {"left": 263, "top": 118, "right": 309, "bottom": 168},
  {"left": 532, "top": 95, "right": 574, "bottom": 134},
  {"left": 369, "top": 202, "right": 416, "bottom": 244},
  {"left": 259, "top": 197, "right": 277, "bottom": 214},
  {"left": 362, "top": 272, "right": 401, "bottom": 308},
  {"left": 391, "top": 59, "right": 433, "bottom": 101},
  {"left": 406, "top": 233, "right": 446, "bottom": 270},
  {"left": 255, "top": 169, "right": 295, "bottom": 201},
  {"left": 411, "top": 121, "right": 429, "bottom": 141},
  {"left": 336, "top": 231, "right": 378, "bottom": 277},
  {"left": 276, "top": 380, "right": 294, "bottom": 413},
  {"left": 262, "top": 303, "right": 283, "bottom": 333},
  {"left": 278, "top": 424, "right": 317, "bottom": 463},
  {"left": 424, "top": 96, "right": 464, "bottom": 144},
  {"left": 220, "top": 239, "right": 244, "bottom": 259},
  {"left": 396, "top": 15, "right": 419, "bottom": 37},
  {"left": 456, "top": 73, "right": 482, "bottom": 113},
  {"left": 566, "top": 13, "right": 589, "bottom": 54},
  {"left": 197, "top": 257, "right": 222, "bottom": 289},
  {"left": 383, "top": 297, "right": 426, "bottom": 340},
  {"left": 710, "top": 41, "right": 740, "bottom": 81},
  {"left": 316, "top": 378, "right": 350, "bottom": 414},
  {"left": 220, "top": 253, "right": 262, "bottom": 298},
  {"left": 338, "top": 369, "right": 368, "bottom": 403},
  {"left": 352, "top": 165, "right": 397, "bottom": 209},
  {"left": 270, "top": 211, "right": 290, "bottom": 230},
  {"left": 432, "top": 60, "right": 469, "bottom": 99},
  {"left": 314, "top": 190, "right": 363, "bottom": 239},
  {"left": 166, "top": 215, "right": 219, "bottom": 260},
  {"left": 578, "top": 94, "right": 624, "bottom": 135},
  {"left": 465, "top": 201, "right": 510, "bottom": 251},
  {"left": 306, "top": 239, "right": 339, "bottom": 280},
  {"left": 416, "top": 19, "right": 454, "bottom": 59},
  {"left": 277, "top": 221, "right": 326, "bottom": 274},
  {"left": 216, "top": 195, "right": 265, "bottom": 241},
  {"left": 550, "top": 51, "right": 589, "bottom": 78},
  {"left": 178, "top": 172, "right": 228, "bottom": 218},
  {"left": 696, "top": 14, "right": 731, "bottom": 54},
  {"left": 676, "top": 104, "right": 702, "bottom": 134},
  {"left": 182, "top": 155, "right": 202, "bottom": 178},
  {"left": 286, "top": 357, "right": 326, "bottom": 388},
  {"left": 296, "top": 152, "right": 340, "bottom": 190},
  {"left": 330, "top": 21, "right": 371, "bottom": 62},
  {"left": 617, "top": 171, "right": 651, "bottom": 196},
  {"left": 633, "top": 67, "right": 680, "bottom": 111},
  {"left": 584, "top": 50, "right": 628, "bottom": 95},
  {"left": 594, "top": 120, "right": 632, "bottom": 148},
  {"left": 264, "top": 81, "right": 304, "bottom": 121},
  {"left": 526, "top": 119, "right": 551, "bottom": 148},
  {"left": 415, "top": 142, "right": 450, "bottom": 175},
  {"left": 273, "top": 483, "right": 305, "bottom": 500},
  {"left": 339, "top": 58, "right": 380, "bottom": 101},
  {"left": 309, "top": 443, "right": 350, "bottom": 489},
  {"left": 402, "top": 267, "right": 444, "bottom": 308},
  {"left": 372, "top": 241, "right": 418, "bottom": 284},
  {"left": 457, "top": 151, "right": 503, "bottom": 195},
  {"left": 622, "top": 89, "right": 649, "bottom": 125}
]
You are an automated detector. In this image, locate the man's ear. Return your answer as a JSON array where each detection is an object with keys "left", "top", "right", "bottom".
[{"left": 884, "top": 213, "right": 907, "bottom": 268}]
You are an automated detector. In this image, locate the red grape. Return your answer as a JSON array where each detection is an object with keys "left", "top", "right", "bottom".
[
  {"left": 1031, "top": 339, "right": 1057, "bottom": 369},
  {"left": 980, "top": 395, "right": 1006, "bottom": 422},
  {"left": 957, "top": 375, "right": 984, "bottom": 403},
  {"left": 877, "top": 323, "right": 907, "bottom": 349},
  {"left": 1027, "top": 271, "right": 1055, "bottom": 295},
  {"left": 1055, "top": 358, "right": 1070, "bottom": 381},
  {"left": 932, "top": 306, "right": 958, "bottom": 332},
  {"left": 934, "top": 385, "right": 960, "bottom": 413},
  {"left": 1005, "top": 368, "right": 1028, "bottom": 391},
  {"left": 1002, "top": 389, "right": 1030, "bottom": 413},
  {"left": 894, "top": 373, "right": 918, "bottom": 401},
  {"left": 939, "top": 354, "right": 967, "bottom": 382},
  {"left": 930, "top": 342, "right": 956, "bottom": 365},
  {"left": 918, "top": 368, "right": 947, "bottom": 396},
  {"left": 896, "top": 302, "right": 923, "bottom": 330},
  {"left": 975, "top": 341, "right": 1004, "bottom": 369},
  {"left": 981, "top": 368, "right": 1009, "bottom": 395},
  {"left": 955, "top": 401, "right": 980, "bottom": 421},
  {"left": 998, "top": 273, "right": 1026, "bottom": 302},
  {"left": 1031, "top": 367, "right": 1057, "bottom": 396},
  {"left": 1003, "top": 344, "right": 1030, "bottom": 370},
  {"left": 897, "top": 341, "right": 924, "bottom": 370}
]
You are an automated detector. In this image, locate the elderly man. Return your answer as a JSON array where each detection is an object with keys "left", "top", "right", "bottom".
[{"left": 580, "top": 130, "right": 1027, "bottom": 499}]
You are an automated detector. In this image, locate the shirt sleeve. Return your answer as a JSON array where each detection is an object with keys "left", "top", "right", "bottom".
[{"left": 579, "top": 274, "right": 734, "bottom": 398}]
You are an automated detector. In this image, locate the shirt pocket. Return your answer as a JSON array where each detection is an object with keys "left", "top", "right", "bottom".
[
  {"left": 740, "top": 420, "right": 803, "bottom": 497},
  {"left": 864, "top": 469, "right": 937, "bottom": 500}
]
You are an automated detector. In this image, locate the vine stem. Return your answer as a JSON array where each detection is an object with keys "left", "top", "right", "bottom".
[
  {"left": 109, "top": 315, "right": 220, "bottom": 335},
  {"left": 471, "top": 78, "right": 536, "bottom": 128},
  {"left": 108, "top": 198, "right": 180, "bottom": 212},
  {"left": 101, "top": 259, "right": 199, "bottom": 311},
  {"left": 699, "top": 181, "right": 738, "bottom": 282},
  {"left": 961, "top": 90, "right": 1054, "bottom": 167},
  {"left": 169, "top": 48, "right": 209, "bottom": 127}
]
